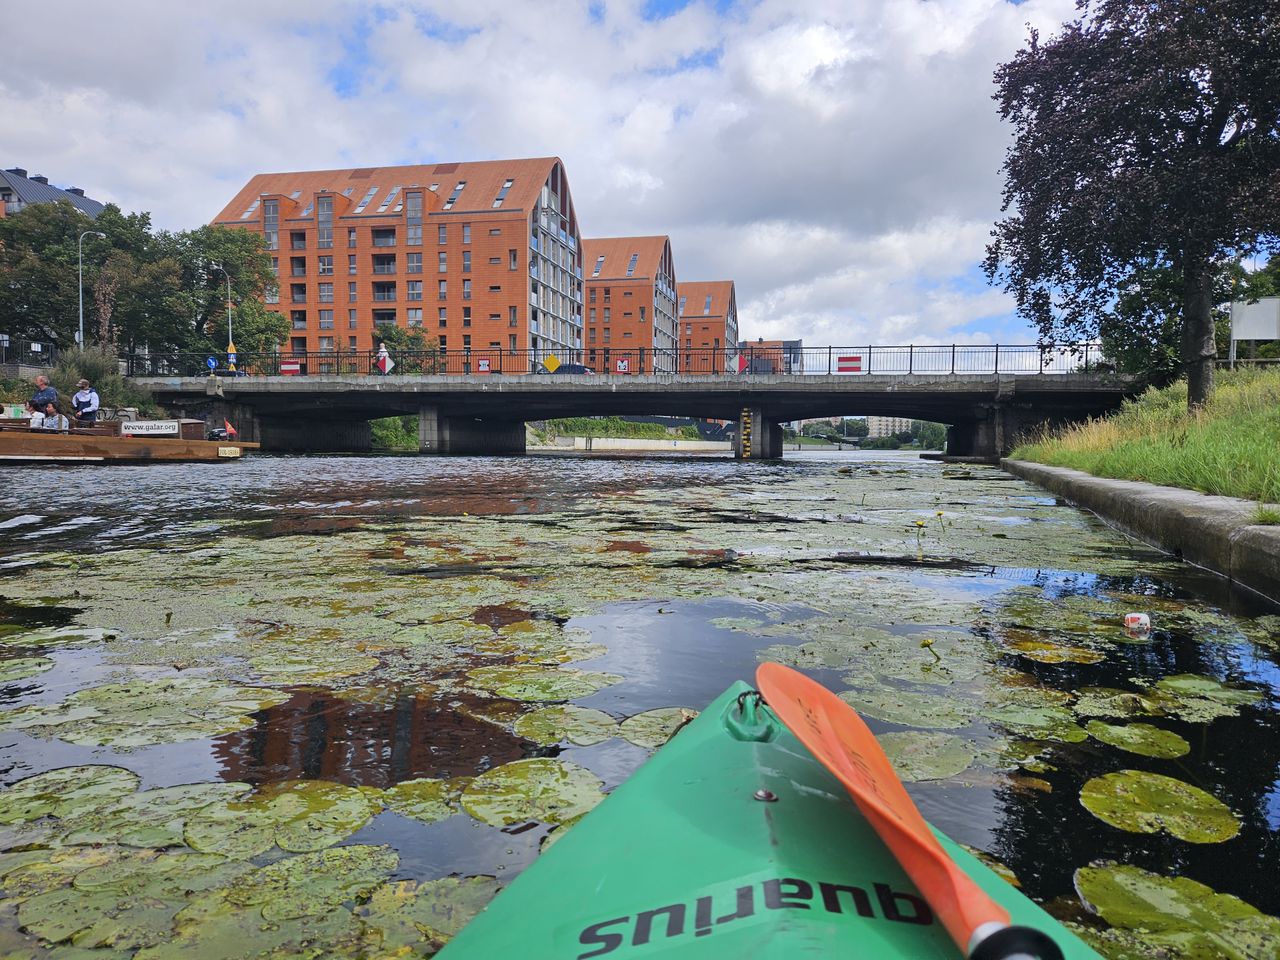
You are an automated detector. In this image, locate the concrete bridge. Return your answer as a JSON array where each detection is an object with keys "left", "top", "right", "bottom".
[{"left": 135, "top": 366, "right": 1138, "bottom": 459}]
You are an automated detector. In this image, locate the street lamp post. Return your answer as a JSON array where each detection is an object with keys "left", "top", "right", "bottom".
[
  {"left": 77, "top": 230, "right": 106, "bottom": 347},
  {"left": 210, "top": 262, "right": 236, "bottom": 370}
]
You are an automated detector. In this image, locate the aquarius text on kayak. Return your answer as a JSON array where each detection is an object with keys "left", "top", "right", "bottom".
[{"left": 577, "top": 876, "right": 934, "bottom": 958}]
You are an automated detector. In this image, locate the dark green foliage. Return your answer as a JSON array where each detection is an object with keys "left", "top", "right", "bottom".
[
  {"left": 545, "top": 417, "right": 698, "bottom": 440},
  {"left": 51, "top": 346, "right": 160, "bottom": 415},
  {"left": 370, "top": 416, "right": 418, "bottom": 450},
  {"left": 985, "top": 0, "right": 1280, "bottom": 408},
  {"left": 371, "top": 325, "right": 441, "bottom": 374},
  {"left": 841, "top": 418, "right": 870, "bottom": 438},
  {"left": 911, "top": 421, "right": 947, "bottom": 450}
]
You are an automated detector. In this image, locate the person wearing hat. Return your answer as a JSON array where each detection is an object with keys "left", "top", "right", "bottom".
[{"left": 72, "top": 378, "right": 100, "bottom": 426}]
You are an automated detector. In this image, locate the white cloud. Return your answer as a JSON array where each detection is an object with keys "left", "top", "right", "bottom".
[{"left": 1, "top": 0, "right": 1078, "bottom": 344}]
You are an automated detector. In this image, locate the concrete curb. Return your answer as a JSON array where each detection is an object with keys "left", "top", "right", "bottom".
[{"left": 1001, "top": 459, "right": 1280, "bottom": 603}]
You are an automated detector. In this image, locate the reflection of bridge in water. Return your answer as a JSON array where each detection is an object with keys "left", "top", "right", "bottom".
[{"left": 129, "top": 343, "right": 1137, "bottom": 460}]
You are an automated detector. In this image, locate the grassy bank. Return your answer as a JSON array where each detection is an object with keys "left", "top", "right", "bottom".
[
  {"left": 1011, "top": 368, "right": 1280, "bottom": 503},
  {"left": 543, "top": 417, "right": 700, "bottom": 440}
]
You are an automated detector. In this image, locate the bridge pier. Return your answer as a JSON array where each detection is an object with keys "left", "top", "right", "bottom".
[
  {"left": 947, "top": 402, "right": 1035, "bottom": 460},
  {"left": 734, "top": 408, "right": 783, "bottom": 460},
  {"left": 418, "top": 405, "right": 526, "bottom": 456}
]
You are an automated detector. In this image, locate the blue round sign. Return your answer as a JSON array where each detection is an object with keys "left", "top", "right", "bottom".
[{"left": 206, "top": 357, "right": 217, "bottom": 370}]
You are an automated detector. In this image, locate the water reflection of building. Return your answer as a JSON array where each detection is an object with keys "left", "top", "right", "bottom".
[{"left": 213, "top": 689, "right": 529, "bottom": 788}]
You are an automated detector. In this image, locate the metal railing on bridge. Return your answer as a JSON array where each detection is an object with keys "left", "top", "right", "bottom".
[
  {"left": 121, "top": 343, "right": 1105, "bottom": 378},
  {"left": 0, "top": 337, "right": 60, "bottom": 368}
]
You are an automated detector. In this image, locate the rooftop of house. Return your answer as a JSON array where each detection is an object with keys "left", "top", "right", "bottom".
[
  {"left": 1, "top": 167, "right": 105, "bottom": 217},
  {"left": 581, "top": 236, "right": 672, "bottom": 282}
]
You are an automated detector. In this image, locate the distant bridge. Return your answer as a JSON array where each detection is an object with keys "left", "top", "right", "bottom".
[{"left": 128, "top": 344, "right": 1137, "bottom": 459}]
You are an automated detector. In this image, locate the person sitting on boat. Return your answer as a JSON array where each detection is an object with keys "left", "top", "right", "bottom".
[
  {"left": 27, "top": 375, "right": 58, "bottom": 425},
  {"left": 38, "top": 401, "right": 69, "bottom": 432},
  {"left": 72, "top": 379, "right": 100, "bottom": 425}
]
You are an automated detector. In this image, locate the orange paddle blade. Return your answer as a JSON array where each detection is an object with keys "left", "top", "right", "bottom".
[{"left": 757, "top": 662, "right": 1009, "bottom": 956}]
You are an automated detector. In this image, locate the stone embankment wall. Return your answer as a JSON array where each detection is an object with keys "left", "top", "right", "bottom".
[{"left": 1003, "top": 459, "right": 1280, "bottom": 604}]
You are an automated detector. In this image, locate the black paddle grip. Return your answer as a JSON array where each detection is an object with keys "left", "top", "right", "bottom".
[{"left": 969, "top": 925, "right": 1066, "bottom": 960}]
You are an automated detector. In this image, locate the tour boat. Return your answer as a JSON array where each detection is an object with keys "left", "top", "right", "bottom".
[{"left": 0, "top": 419, "right": 258, "bottom": 464}]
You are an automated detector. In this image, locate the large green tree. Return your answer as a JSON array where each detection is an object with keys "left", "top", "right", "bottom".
[{"left": 985, "top": 0, "right": 1280, "bottom": 408}]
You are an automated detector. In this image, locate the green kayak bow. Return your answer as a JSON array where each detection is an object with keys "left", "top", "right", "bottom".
[{"left": 441, "top": 679, "right": 1102, "bottom": 959}]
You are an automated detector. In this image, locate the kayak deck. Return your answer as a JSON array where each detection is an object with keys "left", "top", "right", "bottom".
[{"left": 441, "top": 682, "right": 1100, "bottom": 958}]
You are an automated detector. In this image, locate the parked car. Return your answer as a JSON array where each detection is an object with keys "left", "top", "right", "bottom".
[{"left": 536, "top": 363, "right": 596, "bottom": 375}]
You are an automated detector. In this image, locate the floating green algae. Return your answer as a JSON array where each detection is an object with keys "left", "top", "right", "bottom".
[
  {"left": 1072, "top": 687, "right": 1159, "bottom": 720},
  {"left": 877, "top": 732, "right": 977, "bottom": 782},
  {"left": 356, "top": 876, "right": 501, "bottom": 951},
  {"left": 618, "top": 707, "right": 699, "bottom": 749},
  {"left": 512, "top": 705, "right": 617, "bottom": 746},
  {"left": 460, "top": 758, "right": 605, "bottom": 827},
  {"left": 0, "top": 658, "right": 53, "bottom": 683},
  {"left": 840, "top": 687, "right": 978, "bottom": 730},
  {"left": 465, "top": 664, "right": 622, "bottom": 702},
  {"left": 0, "top": 766, "right": 140, "bottom": 825},
  {"left": 0, "top": 678, "right": 290, "bottom": 748},
  {"left": 1084, "top": 721, "right": 1190, "bottom": 760},
  {"left": 0, "top": 627, "right": 112, "bottom": 650},
  {"left": 381, "top": 777, "right": 471, "bottom": 825},
  {"left": 1074, "top": 862, "right": 1280, "bottom": 959},
  {"left": 184, "top": 780, "right": 383, "bottom": 859},
  {"left": 1079, "top": 770, "right": 1240, "bottom": 843},
  {"left": 1002, "top": 634, "right": 1105, "bottom": 665}
]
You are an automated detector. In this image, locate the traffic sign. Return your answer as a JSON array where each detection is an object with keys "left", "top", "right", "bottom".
[
  {"left": 542, "top": 354, "right": 561, "bottom": 373},
  {"left": 377, "top": 354, "right": 395, "bottom": 375},
  {"left": 206, "top": 357, "right": 217, "bottom": 370}
]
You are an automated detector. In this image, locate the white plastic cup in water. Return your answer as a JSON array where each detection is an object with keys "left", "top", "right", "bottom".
[{"left": 1124, "top": 612, "right": 1151, "bottom": 637}]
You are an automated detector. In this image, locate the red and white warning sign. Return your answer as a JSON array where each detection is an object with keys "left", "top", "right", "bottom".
[
  {"left": 279, "top": 360, "right": 302, "bottom": 376},
  {"left": 615, "top": 357, "right": 630, "bottom": 373},
  {"left": 477, "top": 357, "right": 491, "bottom": 373},
  {"left": 836, "top": 354, "right": 863, "bottom": 373}
]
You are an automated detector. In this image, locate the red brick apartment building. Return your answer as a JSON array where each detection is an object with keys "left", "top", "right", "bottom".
[
  {"left": 211, "top": 158, "right": 584, "bottom": 371},
  {"left": 581, "top": 236, "right": 679, "bottom": 374},
  {"left": 676, "top": 280, "right": 738, "bottom": 373}
]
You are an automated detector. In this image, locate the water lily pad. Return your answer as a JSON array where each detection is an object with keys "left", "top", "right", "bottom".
[
  {"left": 0, "top": 678, "right": 290, "bottom": 748},
  {"left": 1145, "top": 674, "right": 1263, "bottom": 723},
  {"left": 1, "top": 847, "right": 128, "bottom": 900},
  {"left": 249, "top": 647, "right": 380, "bottom": 684},
  {"left": 466, "top": 665, "right": 621, "bottom": 702},
  {"left": 986, "top": 704, "right": 1088, "bottom": 743},
  {"left": 1079, "top": 770, "right": 1240, "bottom": 843},
  {"left": 0, "top": 766, "right": 140, "bottom": 824},
  {"left": 1075, "top": 862, "right": 1280, "bottom": 958},
  {"left": 0, "top": 627, "right": 111, "bottom": 649},
  {"left": 840, "top": 688, "right": 977, "bottom": 730},
  {"left": 1084, "top": 721, "right": 1190, "bottom": 759},
  {"left": 184, "top": 780, "right": 383, "bottom": 859},
  {"left": 223, "top": 844, "right": 399, "bottom": 921},
  {"left": 356, "top": 875, "right": 501, "bottom": 950},
  {"left": 618, "top": 707, "right": 699, "bottom": 748},
  {"left": 382, "top": 777, "right": 471, "bottom": 824},
  {"left": 461, "top": 758, "right": 605, "bottom": 827},
  {"left": 877, "top": 732, "right": 976, "bottom": 781},
  {"left": 1004, "top": 636, "right": 1105, "bottom": 664},
  {"left": 1072, "top": 687, "right": 1158, "bottom": 720},
  {"left": 513, "top": 705, "right": 617, "bottom": 746},
  {"left": 0, "top": 657, "right": 54, "bottom": 683},
  {"left": 58, "top": 782, "right": 252, "bottom": 847}
]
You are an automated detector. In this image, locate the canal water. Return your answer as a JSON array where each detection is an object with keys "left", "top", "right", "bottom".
[{"left": 0, "top": 450, "right": 1276, "bottom": 958}]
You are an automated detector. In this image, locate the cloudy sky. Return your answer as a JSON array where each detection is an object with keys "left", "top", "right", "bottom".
[{"left": 3, "top": 0, "right": 1078, "bottom": 345}]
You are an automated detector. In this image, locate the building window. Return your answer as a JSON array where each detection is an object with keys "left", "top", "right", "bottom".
[
  {"left": 509, "top": 334, "right": 517, "bottom": 350},
  {"left": 438, "top": 252, "right": 447, "bottom": 273},
  {"left": 317, "top": 196, "right": 333, "bottom": 248},
  {"left": 348, "top": 228, "right": 357, "bottom": 247},
  {"left": 489, "top": 256, "right": 502, "bottom": 265},
  {"left": 291, "top": 337, "right": 307, "bottom": 354},
  {"left": 265, "top": 285, "right": 279, "bottom": 305},
  {"left": 438, "top": 280, "right": 447, "bottom": 300},
  {"left": 463, "top": 307, "right": 472, "bottom": 327},
  {"left": 407, "top": 308, "right": 422, "bottom": 327},
  {"left": 462, "top": 223, "right": 471, "bottom": 244},
  {"left": 603, "top": 287, "right": 611, "bottom": 303},
  {"left": 318, "top": 283, "right": 334, "bottom": 303},
  {"left": 407, "top": 224, "right": 422, "bottom": 245},
  {"left": 291, "top": 257, "right": 306, "bottom": 277},
  {"left": 508, "top": 249, "right": 517, "bottom": 271},
  {"left": 685, "top": 323, "right": 692, "bottom": 334},
  {"left": 349, "top": 336, "right": 358, "bottom": 350},
  {"left": 603, "top": 328, "right": 611, "bottom": 343},
  {"left": 592, "top": 255, "right": 604, "bottom": 277},
  {"left": 348, "top": 282, "right": 357, "bottom": 300},
  {"left": 589, "top": 308, "right": 596, "bottom": 322},
  {"left": 319, "top": 309, "right": 334, "bottom": 329},
  {"left": 704, "top": 295, "right": 713, "bottom": 314},
  {"left": 291, "top": 311, "right": 306, "bottom": 330},
  {"left": 490, "top": 227, "right": 502, "bottom": 236},
  {"left": 263, "top": 199, "right": 279, "bottom": 251},
  {"left": 462, "top": 251, "right": 471, "bottom": 273},
  {"left": 589, "top": 328, "right": 597, "bottom": 342},
  {"left": 372, "top": 309, "right": 396, "bottom": 326},
  {"left": 462, "top": 279, "right": 472, "bottom": 300},
  {"left": 509, "top": 306, "right": 518, "bottom": 327},
  {"left": 348, "top": 254, "right": 357, "bottom": 275},
  {"left": 373, "top": 254, "right": 396, "bottom": 274},
  {"left": 291, "top": 284, "right": 306, "bottom": 304},
  {"left": 407, "top": 281, "right": 422, "bottom": 301},
  {"left": 626, "top": 253, "right": 639, "bottom": 277},
  {"left": 438, "top": 224, "right": 447, "bottom": 244},
  {"left": 603, "top": 308, "right": 611, "bottom": 323},
  {"left": 443, "top": 182, "right": 466, "bottom": 210},
  {"left": 319, "top": 336, "right": 334, "bottom": 351},
  {"left": 678, "top": 295, "right": 686, "bottom": 314},
  {"left": 348, "top": 309, "right": 358, "bottom": 329},
  {"left": 373, "top": 282, "right": 396, "bottom": 301},
  {"left": 407, "top": 253, "right": 422, "bottom": 273},
  {"left": 493, "top": 178, "right": 514, "bottom": 207},
  {"left": 372, "top": 228, "right": 396, "bottom": 247},
  {"left": 291, "top": 231, "right": 306, "bottom": 250},
  {"left": 589, "top": 288, "right": 596, "bottom": 304},
  {"left": 639, "top": 305, "right": 646, "bottom": 322},
  {"left": 462, "top": 334, "right": 471, "bottom": 349},
  {"left": 438, "top": 308, "right": 447, "bottom": 328},
  {"left": 318, "top": 256, "right": 333, "bottom": 275},
  {"left": 487, "top": 284, "right": 501, "bottom": 293}
]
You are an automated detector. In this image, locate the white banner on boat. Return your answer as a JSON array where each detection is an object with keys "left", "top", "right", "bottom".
[{"left": 121, "top": 420, "right": 180, "bottom": 436}]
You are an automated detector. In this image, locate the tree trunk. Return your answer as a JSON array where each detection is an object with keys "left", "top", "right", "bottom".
[{"left": 1181, "top": 254, "right": 1216, "bottom": 409}]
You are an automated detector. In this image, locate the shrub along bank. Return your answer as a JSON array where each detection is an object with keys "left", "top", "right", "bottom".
[{"left": 1010, "top": 368, "right": 1280, "bottom": 504}]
